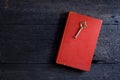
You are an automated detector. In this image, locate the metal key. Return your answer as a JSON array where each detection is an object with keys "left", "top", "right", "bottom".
[{"left": 74, "top": 21, "right": 87, "bottom": 39}]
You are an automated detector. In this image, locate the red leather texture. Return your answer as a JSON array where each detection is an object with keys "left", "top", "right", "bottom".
[{"left": 56, "top": 12, "right": 102, "bottom": 71}]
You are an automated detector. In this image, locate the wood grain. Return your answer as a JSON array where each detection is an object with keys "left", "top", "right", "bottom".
[
  {"left": 0, "top": 0, "right": 120, "bottom": 79},
  {"left": 0, "top": 0, "right": 120, "bottom": 25},
  {"left": 0, "top": 25, "right": 120, "bottom": 63},
  {"left": 1, "top": 64, "right": 120, "bottom": 80}
]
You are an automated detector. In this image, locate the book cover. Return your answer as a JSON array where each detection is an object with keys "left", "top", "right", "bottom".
[{"left": 56, "top": 12, "right": 102, "bottom": 71}]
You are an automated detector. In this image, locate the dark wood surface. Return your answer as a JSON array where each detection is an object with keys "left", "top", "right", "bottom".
[{"left": 0, "top": 0, "right": 120, "bottom": 80}]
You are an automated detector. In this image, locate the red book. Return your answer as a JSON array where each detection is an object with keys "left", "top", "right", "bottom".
[{"left": 56, "top": 12, "right": 102, "bottom": 71}]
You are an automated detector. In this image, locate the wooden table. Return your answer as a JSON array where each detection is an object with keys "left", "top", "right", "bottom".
[{"left": 0, "top": 0, "right": 120, "bottom": 80}]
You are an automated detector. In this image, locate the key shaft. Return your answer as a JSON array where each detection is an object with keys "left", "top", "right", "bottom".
[{"left": 74, "top": 21, "right": 87, "bottom": 39}]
